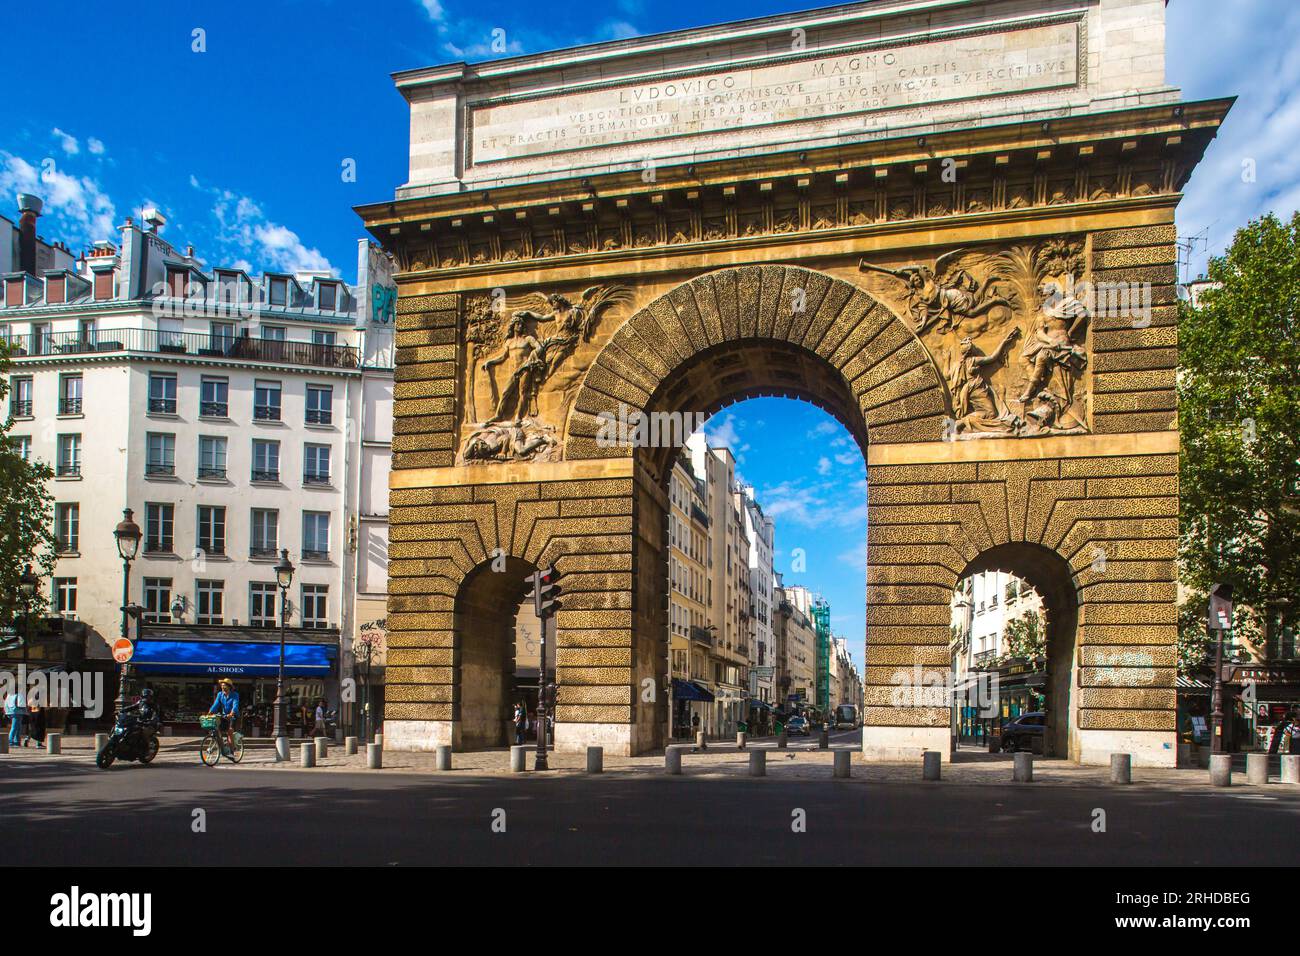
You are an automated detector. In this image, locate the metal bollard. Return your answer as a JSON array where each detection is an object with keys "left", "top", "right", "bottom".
[
  {"left": 1283, "top": 755, "right": 1300, "bottom": 785},
  {"left": 778, "top": 731, "right": 788, "bottom": 749},
  {"left": 95, "top": 733, "right": 109, "bottom": 755},
  {"left": 300, "top": 743, "right": 316, "bottom": 768},
  {"left": 833, "top": 750, "right": 851, "bottom": 779},
  {"left": 922, "top": 750, "right": 941, "bottom": 781},
  {"left": 436, "top": 744, "right": 452, "bottom": 771},
  {"left": 1013, "top": 752, "right": 1033, "bottom": 782},
  {"left": 510, "top": 745, "right": 528, "bottom": 773},
  {"left": 819, "top": 728, "right": 830, "bottom": 750},
  {"left": 586, "top": 746, "right": 603, "bottom": 774},
  {"left": 275, "top": 736, "right": 291, "bottom": 762},
  {"left": 1110, "top": 753, "right": 1132, "bottom": 785},
  {"left": 345, "top": 736, "right": 358, "bottom": 756},
  {"left": 749, "top": 750, "right": 766, "bottom": 777},
  {"left": 1209, "top": 753, "right": 1232, "bottom": 787},
  {"left": 1246, "top": 752, "right": 1269, "bottom": 785},
  {"left": 665, "top": 746, "right": 683, "bottom": 775},
  {"left": 366, "top": 743, "right": 382, "bottom": 769},
  {"left": 695, "top": 731, "right": 707, "bottom": 751},
  {"left": 46, "top": 732, "right": 61, "bottom": 755},
  {"left": 736, "top": 732, "right": 746, "bottom": 750},
  {"left": 315, "top": 736, "right": 329, "bottom": 760},
  {"left": 374, "top": 733, "right": 384, "bottom": 750}
]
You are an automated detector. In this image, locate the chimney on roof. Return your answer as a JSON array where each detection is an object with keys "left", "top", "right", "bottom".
[
  {"left": 142, "top": 208, "right": 166, "bottom": 233},
  {"left": 17, "top": 193, "right": 43, "bottom": 277}
]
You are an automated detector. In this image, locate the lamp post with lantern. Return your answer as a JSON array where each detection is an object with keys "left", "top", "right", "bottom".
[
  {"left": 272, "top": 548, "right": 295, "bottom": 760},
  {"left": 113, "top": 509, "right": 142, "bottom": 719}
]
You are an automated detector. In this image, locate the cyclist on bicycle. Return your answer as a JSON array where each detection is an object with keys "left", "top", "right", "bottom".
[{"left": 208, "top": 679, "right": 240, "bottom": 755}]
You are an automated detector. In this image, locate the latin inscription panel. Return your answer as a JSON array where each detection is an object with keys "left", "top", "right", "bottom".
[{"left": 471, "top": 21, "right": 1077, "bottom": 164}]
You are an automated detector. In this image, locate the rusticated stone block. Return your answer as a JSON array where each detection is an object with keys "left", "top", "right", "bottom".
[
  {"left": 385, "top": 702, "right": 453, "bottom": 721},
  {"left": 386, "top": 684, "right": 457, "bottom": 703},
  {"left": 556, "top": 684, "right": 633, "bottom": 705},
  {"left": 1079, "top": 666, "right": 1176, "bottom": 688},
  {"left": 862, "top": 706, "right": 949, "bottom": 727},
  {"left": 557, "top": 667, "right": 633, "bottom": 685},
  {"left": 1090, "top": 224, "right": 1177, "bottom": 249},
  {"left": 1080, "top": 645, "right": 1178, "bottom": 667},
  {"left": 1077, "top": 688, "right": 1177, "bottom": 710},
  {"left": 865, "top": 644, "right": 951, "bottom": 666},
  {"left": 386, "top": 648, "right": 456, "bottom": 666},
  {"left": 1078, "top": 708, "right": 1176, "bottom": 731},
  {"left": 554, "top": 705, "right": 632, "bottom": 723}
]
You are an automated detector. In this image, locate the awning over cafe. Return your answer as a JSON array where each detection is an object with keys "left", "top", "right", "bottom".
[{"left": 671, "top": 678, "right": 715, "bottom": 702}]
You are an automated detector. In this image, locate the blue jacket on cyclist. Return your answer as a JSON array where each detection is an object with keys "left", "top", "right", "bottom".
[{"left": 209, "top": 680, "right": 240, "bottom": 718}]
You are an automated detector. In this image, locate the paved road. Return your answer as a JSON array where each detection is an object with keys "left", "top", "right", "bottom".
[{"left": 6, "top": 755, "right": 1300, "bottom": 866}]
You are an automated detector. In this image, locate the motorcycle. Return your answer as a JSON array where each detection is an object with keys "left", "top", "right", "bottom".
[{"left": 96, "top": 712, "right": 160, "bottom": 769}]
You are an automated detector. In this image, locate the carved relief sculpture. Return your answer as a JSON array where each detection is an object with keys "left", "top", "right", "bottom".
[
  {"left": 859, "top": 237, "right": 1091, "bottom": 439},
  {"left": 461, "top": 285, "right": 632, "bottom": 463}
]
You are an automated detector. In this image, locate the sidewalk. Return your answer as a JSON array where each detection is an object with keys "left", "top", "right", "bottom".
[{"left": 11, "top": 735, "right": 1300, "bottom": 793}]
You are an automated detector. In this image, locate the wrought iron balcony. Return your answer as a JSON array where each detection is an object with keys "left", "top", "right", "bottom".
[
  {"left": 55, "top": 462, "right": 80, "bottom": 477},
  {"left": 10, "top": 400, "right": 32, "bottom": 417},
  {"left": 58, "top": 398, "right": 82, "bottom": 415},
  {"left": 200, "top": 401, "right": 229, "bottom": 418},
  {"left": 253, "top": 405, "right": 281, "bottom": 422},
  {"left": 302, "top": 549, "right": 329, "bottom": 561},
  {"left": 305, "top": 408, "right": 332, "bottom": 425},
  {"left": 148, "top": 397, "right": 177, "bottom": 414},
  {"left": 5, "top": 328, "right": 359, "bottom": 370},
  {"left": 249, "top": 546, "right": 278, "bottom": 559},
  {"left": 198, "top": 466, "right": 227, "bottom": 480},
  {"left": 251, "top": 469, "right": 280, "bottom": 483},
  {"left": 303, "top": 473, "right": 331, "bottom": 486},
  {"left": 145, "top": 462, "right": 175, "bottom": 477}
]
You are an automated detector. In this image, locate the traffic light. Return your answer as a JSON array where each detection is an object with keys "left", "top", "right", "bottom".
[{"left": 526, "top": 564, "right": 562, "bottom": 619}]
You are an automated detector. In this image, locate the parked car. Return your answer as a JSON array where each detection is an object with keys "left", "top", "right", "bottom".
[
  {"left": 1000, "top": 712, "right": 1046, "bottom": 752},
  {"left": 787, "top": 715, "right": 810, "bottom": 736}
]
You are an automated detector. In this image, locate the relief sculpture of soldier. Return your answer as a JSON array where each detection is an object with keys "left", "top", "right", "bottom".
[{"left": 1015, "top": 279, "right": 1089, "bottom": 434}]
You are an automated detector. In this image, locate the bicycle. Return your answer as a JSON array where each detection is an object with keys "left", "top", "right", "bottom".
[{"left": 199, "top": 713, "right": 245, "bottom": 766}]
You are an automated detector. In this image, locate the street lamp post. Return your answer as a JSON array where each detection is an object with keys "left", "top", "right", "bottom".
[
  {"left": 272, "top": 549, "right": 295, "bottom": 760},
  {"left": 113, "top": 509, "right": 142, "bottom": 719}
]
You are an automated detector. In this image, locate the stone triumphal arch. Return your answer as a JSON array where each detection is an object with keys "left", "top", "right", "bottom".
[{"left": 359, "top": 0, "right": 1229, "bottom": 766}]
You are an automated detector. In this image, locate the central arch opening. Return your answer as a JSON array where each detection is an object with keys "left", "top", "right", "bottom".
[{"left": 638, "top": 337, "right": 870, "bottom": 751}]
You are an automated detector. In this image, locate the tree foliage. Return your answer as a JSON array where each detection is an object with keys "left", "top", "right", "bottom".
[
  {"left": 998, "top": 610, "right": 1045, "bottom": 664},
  {"left": 0, "top": 348, "right": 56, "bottom": 627},
  {"left": 1179, "top": 212, "right": 1300, "bottom": 636}
]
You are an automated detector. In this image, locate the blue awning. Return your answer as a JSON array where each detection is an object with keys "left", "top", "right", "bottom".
[
  {"left": 672, "top": 678, "right": 715, "bottom": 703},
  {"left": 132, "top": 639, "right": 336, "bottom": 677}
]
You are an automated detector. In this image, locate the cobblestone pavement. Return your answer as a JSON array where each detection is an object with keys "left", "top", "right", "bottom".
[{"left": 13, "top": 735, "right": 1300, "bottom": 794}]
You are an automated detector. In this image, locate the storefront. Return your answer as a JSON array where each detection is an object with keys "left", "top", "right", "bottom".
[
  {"left": 130, "top": 625, "right": 339, "bottom": 734},
  {"left": 671, "top": 678, "right": 714, "bottom": 739},
  {"left": 1222, "top": 662, "right": 1300, "bottom": 752}
]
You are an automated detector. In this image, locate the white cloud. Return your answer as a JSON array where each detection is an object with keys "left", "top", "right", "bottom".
[
  {"left": 817, "top": 456, "right": 832, "bottom": 476},
  {"left": 51, "top": 128, "right": 79, "bottom": 155},
  {"left": 600, "top": 21, "right": 641, "bottom": 41},
  {"left": 0, "top": 151, "right": 117, "bottom": 247},
  {"left": 87, "top": 137, "right": 105, "bottom": 156},
  {"left": 418, "top": 0, "right": 445, "bottom": 23},
  {"left": 196, "top": 177, "right": 335, "bottom": 276}
]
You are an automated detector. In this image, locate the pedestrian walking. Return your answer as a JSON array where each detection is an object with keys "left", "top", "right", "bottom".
[
  {"left": 27, "top": 703, "right": 45, "bottom": 749},
  {"left": 5, "top": 688, "right": 27, "bottom": 747},
  {"left": 314, "top": 698, "right": 329, "bottom": 737}
]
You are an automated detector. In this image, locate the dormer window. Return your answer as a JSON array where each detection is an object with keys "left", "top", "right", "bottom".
[
  {"left": 317, "top": 282, "right": 337, "bottom": 311},
  {"left": 46, "top": 276, "right": 66, "bottom": 305},
  {"left": 93, "top": 270, "right": 114, "bottom": 301},
  {"left": 217, "top": 272, "right": 240, "bottom": 305},
  {"left": 167, "top": 267, "right": 187, "bottom": 298},
  {"left": 269, "top": 277, "right": 288, "bottom": 307}
]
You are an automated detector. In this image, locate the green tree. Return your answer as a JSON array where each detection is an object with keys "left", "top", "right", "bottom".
[
  {"left": 998, "top": 610, "right": 1045, "bottom": 664},
  {"left": 1179, "top": 212, "right": 1300, "bottom": 639},
  {"left": 0, "top": 348, "right": 56, "bottom": 629}
]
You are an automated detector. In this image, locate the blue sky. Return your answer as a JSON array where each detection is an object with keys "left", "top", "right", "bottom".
[{"left": 3, "top": 0, "right": 1298, "bottom": 669}]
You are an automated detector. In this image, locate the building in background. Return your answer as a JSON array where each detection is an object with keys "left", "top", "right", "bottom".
[
  {"left": 950, "top": 570, "right": 1046, "bottom": 744},
  {"left": 774, "top": 576, "right": 817, "bottom": 709},
  {"left": 743, "top": 489, "right": 775, "bottom": 729},
  {"left": 667, "top": 449, "right": 713, "bottom": 738},
  {"left": 0, "top": 194, "right": 394, "bottom": 733}
]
